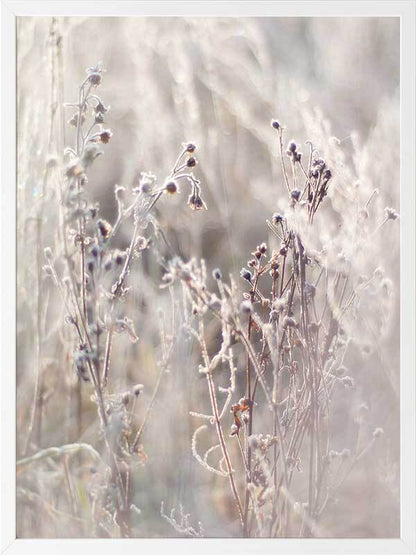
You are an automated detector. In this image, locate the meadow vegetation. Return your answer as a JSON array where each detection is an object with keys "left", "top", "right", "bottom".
[{"left": 16, "top": 16, "right": 400, "bottom": 538}]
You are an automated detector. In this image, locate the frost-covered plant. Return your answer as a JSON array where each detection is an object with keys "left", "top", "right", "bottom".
[
  {"left": 16, "top": 17, "right": 399, "bottom": 540},
  {"left": 169, "top": 120, "right": 398, "bottom": 537},
  {"left": 19, "top": 61, "right": 206, "bottom": 538}
]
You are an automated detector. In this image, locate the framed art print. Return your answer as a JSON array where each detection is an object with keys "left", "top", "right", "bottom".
[{"left": 1, "top": 1, "right": 415, "bottom": 553}]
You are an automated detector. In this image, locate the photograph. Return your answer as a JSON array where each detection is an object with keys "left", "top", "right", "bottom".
[{"left": 13, "top": 12, "right": 402, "bottom": 540}]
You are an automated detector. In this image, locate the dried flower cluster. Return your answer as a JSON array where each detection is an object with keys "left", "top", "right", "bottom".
[
  {"left": 166, "top": 121, "right": 399, "bottom": 537},
  {"left": 20, "top": 62, "right": 206, "bottom": 538}
]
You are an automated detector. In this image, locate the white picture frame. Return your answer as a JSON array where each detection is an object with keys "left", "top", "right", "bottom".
[{"left": 1, "top": 2, "right": 415, "bottom": 553}]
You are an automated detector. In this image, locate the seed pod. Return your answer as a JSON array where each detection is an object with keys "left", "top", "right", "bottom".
[
  {"left": 89, "top": 72, "right": 102, "bottom": 86},
  {"left": 240, "top": 300, "right": 253, "bottom": 314},
  {"left": 165, "top": 180, "right": 178, "bottom": 194},
  {"left": 133, "top": 384, "right": 144, "bottom": 397},
  {"left": 212, "top": 268, "right": 222, "bottom": 280},
  {"left": 122, "top": 392, "right": 131, "bottom": 406},
  {"left": 240, "top": 268, "right": 252, "bottom": 283},
  {"left": 272, "top": 213, "right": 284, "bottom": 224},
  {"left": 185, "top": 142, "right": 196, "bottom": 153},
  {"left": 99, "top": 129, "right": 112, "bottom": 144},
  {"left": 283, "top": 316, "right": 297, "bottom": 328},
  {"left": 291, "top": 189, "right": 301, "bottom": 201}
]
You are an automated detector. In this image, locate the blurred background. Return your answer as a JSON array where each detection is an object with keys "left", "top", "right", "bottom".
[{"left": 17, "top": 16, "right": 400, "bottom": 538}]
